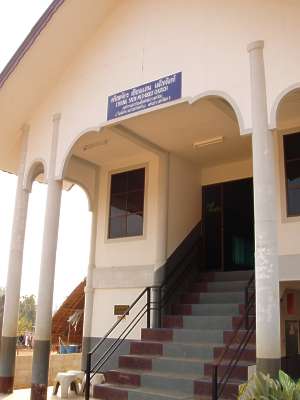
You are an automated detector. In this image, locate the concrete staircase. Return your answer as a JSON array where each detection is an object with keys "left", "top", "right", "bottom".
[{"left": 93, "top": 270, "right": 255, "bottom": 400}]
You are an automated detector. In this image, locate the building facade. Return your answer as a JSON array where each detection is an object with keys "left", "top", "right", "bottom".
[{"left": 0, "top": 0, "right": 300, "bottom": 399}]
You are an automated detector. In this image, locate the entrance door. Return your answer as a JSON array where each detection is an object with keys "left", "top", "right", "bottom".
[
  {"left": 286, "top": 321, "right": 299, "bottom": 357},
  {"left": 203, "top": 178, "right": 254, "bottom": 271}
]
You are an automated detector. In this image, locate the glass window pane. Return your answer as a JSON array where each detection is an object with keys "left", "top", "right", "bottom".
[
  {"left": 287, "top": 188, "right": 300, "bottom": 216},
  {"left": 286, "top": 160, "right": 300, "bottom": 185},
  {"left": 127, "top": 213, "right": 143, "bottom": 236},
  {"left": 284, "top": 133, "right": 300, "bottom": 161},
  {"left": 127, "top": 190, "right": 144, "bottom": 214},
  {"left": 110, "top": 194, "right": 127, "bottom": 217},
  {"left": 111, "top": 172, "right": 127, "bottom": 194},
  {"left": 109, "top": 216, "right": 126, "bottom": 238},
  {"left": 109, "top": 168, "right": 145, "bottom": 238},
  {"left": 128, "top": 168, "right": 145, "bottom": 191}
]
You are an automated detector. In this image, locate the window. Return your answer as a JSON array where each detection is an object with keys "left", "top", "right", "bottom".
[
  {"left": 283, "top": 132, "right": 300, "bottom": 217},
  {"left": 108, "top": 168, "right": 145, "bottom": 238}
]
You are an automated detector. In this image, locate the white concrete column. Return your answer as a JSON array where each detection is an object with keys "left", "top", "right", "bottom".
[
  {"left": 248, "top": 40, "right": 281, "bottom": 376},
  {"left": 31, "top": 114, "right": 62, "bottom": 400},
  {"left": 152, "top": 153, "right": 169, "bottom": 328},
  {"left": 0, "top": 127, "right": 30, "bottom": 394},
  {"left": 155, "top": 152, "right": 169, "bottom": 275},
  {"left": 81, "top": 168, "right": 100, "bottom": 369}
]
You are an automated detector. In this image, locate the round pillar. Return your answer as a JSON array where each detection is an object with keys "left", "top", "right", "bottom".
[
  {"left": 31, "top": 114, "right": 62, "bottom": 400},
  {"left": 248, "top": 40, "right": 281, "bottom": 376},
  {"left": 0, "top": 129, "right": 29, "bottom": 394}
]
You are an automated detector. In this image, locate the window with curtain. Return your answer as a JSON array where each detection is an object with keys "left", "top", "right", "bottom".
[
  {"left": 283, "top": 132, "right": 300, "bottom": 217},
  {"left": 108, "top": 167, "right": 145, "bottom": 238}
]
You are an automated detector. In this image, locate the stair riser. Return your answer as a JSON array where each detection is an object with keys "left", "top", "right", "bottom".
[
  {"left": 204, "top": 363, "right": 248, "bottom": 380},
  {"left": 180, "top": 292, "right": 245, "bottom": 304},
  {"left": 141, "top": 329, "right": 173, "bottom": 342},
  {"left": 232, "top": 316, "right": 255, "bottom": 329},
  {"left": 171, "top": 303, "right": 240, "bottom": 316},
  {"left": 224, "top": 331, "right": 256, "bottom": 345},
  {"left": 200, "top": 271, "right": 253, "bottom": 282},
  {"left": 214, "top": 347, "right": 256, "bottom": 362},
  {"left": 119, "top": 356, "right": 152, "bottom": 370},
  {"left": 163, "top": 315, "right": 234, "bottom": 330},
  {"left": 93, "top": 386, "right": 128, "bottom": 400},
  {"left": 194, "top": 380, "right": 240, "bottom": 397},
  {"left": 105, "top": 371, "right": 140, "bottom": 387},
  {"left": 190, "top": 281, "right": 248, "bottom": 292},
  {"left": 131, "top": 342, "right": 163, "bottom": 356}
]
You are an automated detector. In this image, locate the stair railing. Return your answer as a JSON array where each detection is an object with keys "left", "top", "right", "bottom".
[
  {"left": 212, "top": 273, "right": 255, "bottom": 400},
  {"left": 84, "top": 224, "right": 203, "bottom": 400}
]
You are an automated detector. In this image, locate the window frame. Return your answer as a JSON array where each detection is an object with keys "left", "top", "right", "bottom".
[
  {"left": 106, "top": 164, "right": 148, "bottom": 241},
  {"left": 283, "top": 131, "right": 300, "bottom": 218}
]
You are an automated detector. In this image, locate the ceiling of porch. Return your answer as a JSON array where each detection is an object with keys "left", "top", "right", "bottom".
[{"left": 73, "top": 97, "right": 252, "bottom": 168}]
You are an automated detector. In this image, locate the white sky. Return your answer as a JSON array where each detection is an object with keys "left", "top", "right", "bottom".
[{"left": 0, "top": 1, "right": 91, "bottom": 310}]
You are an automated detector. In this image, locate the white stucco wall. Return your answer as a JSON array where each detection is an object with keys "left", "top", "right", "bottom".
[
  {"left": 167, "top": 154, "right": 201, "bottom": 256},
  {"left": 12, "top": 0, "right": 300, "bottom": 338},
  {"left": 21, "top": 0, "right": 300, "bottom": 179}
]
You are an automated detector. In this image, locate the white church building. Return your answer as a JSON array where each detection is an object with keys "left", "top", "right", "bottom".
[{"left": 0, "top": 1, "right": 300, "bottom": 399}]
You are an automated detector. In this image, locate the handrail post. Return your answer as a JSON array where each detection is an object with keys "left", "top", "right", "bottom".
[
  {"left": 85, "top": 352, "right": 91, "bottom": 400},
  {"left": 158, "top": 287, "right": 162, "bottom": 328},
  {"left": 147, "top": 287, "right": 151, "bottom": 328},
  {"left": 245, "top": 286, "right": 249, "bottom": 330},
  {"left": 212, "top": 365, "right": 218, "bottom": 400}
]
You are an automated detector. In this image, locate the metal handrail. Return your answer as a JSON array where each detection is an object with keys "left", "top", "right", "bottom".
[
  {"left": 84, "top": 225, "right": 202, "bottom": 399},
  {"left": 212, "top": 273, "right": 255, "bottom": 400}
]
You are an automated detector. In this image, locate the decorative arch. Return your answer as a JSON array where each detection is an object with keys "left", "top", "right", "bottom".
[
  {"left": 57, "top": 126, "right": 103, "bottom": 180},
  {"left": 24, "top": 158, "right": 47, "bottom": 192},
  {"left": 58, "top": 89, "right": 248, "bottom": 179},
  {"left": 189, "top": 90, "right": 249, "bottom": 135},
  {"left": 270, "top": 82, "right": 300, "bottom": 129},
  {"left": 63, "top": 177, "right": 93, "bottom": 212}
]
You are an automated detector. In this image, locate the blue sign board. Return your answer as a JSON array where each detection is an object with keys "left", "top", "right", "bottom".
[{"left": 107, "top": 72, "right": 182, "bottom": 121}]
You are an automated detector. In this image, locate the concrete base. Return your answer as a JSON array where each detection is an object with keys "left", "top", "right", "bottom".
[
  {"left": 256, "top": 358, "right": 281, "bottom": 378},
  {"left": 30, "top": 383, "right": 47, "bottom": 400},
  {"left": 0, "top": 336, "right": 17, "bottom": 394},
  {"left": 31, "top": 340, "right": 50, "bottom": 386},
  {"left": 0, "top": 376, "right": 14, "bottom": 394}
]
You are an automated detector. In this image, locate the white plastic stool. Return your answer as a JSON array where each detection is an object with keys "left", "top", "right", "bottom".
[{"left": 53, "top": 372, "right": 81, "bottom": 398}]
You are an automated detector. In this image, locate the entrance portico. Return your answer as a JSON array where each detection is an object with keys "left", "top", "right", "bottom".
[
  {"left": 0, "top": 0, "right": 300, "bottom": 396},
  {"left": 0, "top": 41, "right": 283, "bottom": 397}
]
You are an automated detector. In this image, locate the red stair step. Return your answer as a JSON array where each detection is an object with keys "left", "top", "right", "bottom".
[
  {"left": 204, "top": 362, "right": 248, "bottom": 380},
  {"left": 162, "top": 315, "right": 183, "bottom": 329},
  {"left": 214, "top": 346, "right": 256, "bottom": 362},
  {"left": 105, "top": 370, "right": 140, "bottom": 387},
  {"left": 194, "top": 379, "right": 240, "bottom": 397},
  {"left": 119, "top": 355, "right": 152, "bottom": 370},
  {"left": 93, "top": 385, "right": 128, "bottom": 400},
  {"left": 224, "top": 330, "right": 256, "bottom": 345},
  {"left": 180, "top": 293, "right": 200, "bottom": 303},
  {"left": 141, "top": 328, "right": 173, "bottom": 342},
  {"left": 171, "top": 303, "right": 192, "bottom": 315},
  {"left": 130, "top": 341, "right": 163, "bottom": 355}
]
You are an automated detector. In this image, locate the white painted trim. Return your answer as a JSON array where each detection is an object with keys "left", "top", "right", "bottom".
[
  {"left": 58, "top": 90, "right": 249, "bottom": 179},
  {"left": 270, "top": 82, "right": 300, "bottom": 130},
  {"left": 104, "top": 162, "right": 149, "bottom": 243},
  {"left": 23, "top": 158, "right": 48, "bottom": 192}
]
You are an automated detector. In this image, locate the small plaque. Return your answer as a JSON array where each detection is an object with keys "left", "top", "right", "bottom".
[{"left": 114, "top": 305, "right": 129, "bottom": 316}]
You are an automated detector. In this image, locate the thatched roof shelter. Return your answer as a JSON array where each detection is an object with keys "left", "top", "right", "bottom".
[{"left": 51, "top": 279, "right": 85, "bottom": 347}]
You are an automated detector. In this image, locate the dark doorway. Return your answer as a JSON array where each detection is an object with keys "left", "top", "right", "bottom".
[{"left": 203, "top": 178, "right": 254, "bottom": 271}]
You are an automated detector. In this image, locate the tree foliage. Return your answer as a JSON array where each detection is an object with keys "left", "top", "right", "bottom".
[{"left": 17, "top": 295, "right": 36, "bottom": 333}]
